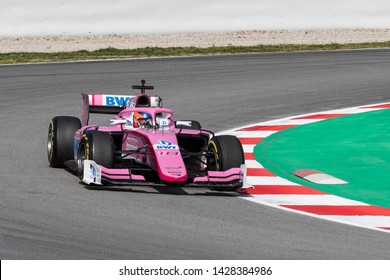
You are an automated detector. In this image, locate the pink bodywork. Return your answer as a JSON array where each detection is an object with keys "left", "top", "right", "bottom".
[{"left": 75, "top": 93, "right": 243, "bottom": 186}]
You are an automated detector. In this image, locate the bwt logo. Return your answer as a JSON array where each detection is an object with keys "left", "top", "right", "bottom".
[
  {"left": 125, "top": 119, "right": 133, "bottom": 127},
  {"left": 159, "top": 140, "right": 171, "bottom": 145},
  {"left": 106, "top": 96, "right": 131, "bottom": 106},
  {"left": 154, "top": 140, "right": 179, "bottom": 150}
]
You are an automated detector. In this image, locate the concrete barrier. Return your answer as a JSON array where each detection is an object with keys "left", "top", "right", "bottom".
[{"left": 1, "top": 0, "right": 389, "bottom": 36}]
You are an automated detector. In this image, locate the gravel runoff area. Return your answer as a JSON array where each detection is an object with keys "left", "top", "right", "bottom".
[{"left": 1, "top": 29, "right": 389, "bottom": 53}]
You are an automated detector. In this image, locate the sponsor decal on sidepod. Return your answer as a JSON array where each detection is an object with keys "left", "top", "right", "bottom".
[{"left": 126, "top": 138, "right": 138, "bottom": 150}]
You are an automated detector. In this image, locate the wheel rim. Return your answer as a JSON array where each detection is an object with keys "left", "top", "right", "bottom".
[
  {"left": 47, "top": 122, "right": 54, "bottom": 162},
  {"left": 77, "top": 142, "right": 86, "bottom": 177},
  {"left": 207, "top": 148, "right": 218, "bottom": 171},
  {"left": 207, "top": 140, "right": 220, "bottom": 171}
]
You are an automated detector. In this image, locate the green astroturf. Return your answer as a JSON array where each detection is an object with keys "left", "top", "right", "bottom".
[{"left": 254, "top": 109, "right": 390, "bottom": 208}]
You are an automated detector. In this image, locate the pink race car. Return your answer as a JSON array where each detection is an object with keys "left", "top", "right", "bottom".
[{"left": 47, "top": 80, "right": 248, "bottom": 191}]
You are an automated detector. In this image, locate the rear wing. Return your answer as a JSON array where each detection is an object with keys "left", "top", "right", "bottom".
[
  {"left": 81, "top": 93, "right": 163, "bottom": 126},
  {"left": 81, "top": 93, "right": 134, "bottom": 126}
]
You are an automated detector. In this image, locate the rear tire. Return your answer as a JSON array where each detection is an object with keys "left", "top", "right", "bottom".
[
  {"left": 207, "top": 135, "right": 244, "bottom": 171},
  {"left": 77, "top": 131, "right": 115, "bottom": 179},
  {"left": 48, "top": 116, "right": 81, "bottom": 167}
]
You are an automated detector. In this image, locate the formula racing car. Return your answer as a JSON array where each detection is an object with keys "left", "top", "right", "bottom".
[{"left": 47, "top": 80, "right": 249, "bottom": 191}]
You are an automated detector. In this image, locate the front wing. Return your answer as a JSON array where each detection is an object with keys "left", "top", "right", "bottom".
[{"left": 82, "top": 160, "right": 251, "bottom": 191}]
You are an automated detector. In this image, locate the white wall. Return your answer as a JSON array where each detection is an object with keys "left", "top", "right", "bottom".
[{"left": 1, "top": 0, "right": 389, "bottom": 36}]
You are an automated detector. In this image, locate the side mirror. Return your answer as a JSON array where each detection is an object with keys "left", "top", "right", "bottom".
[
  {"left": 110, "top": 119, "right": 127, "bottom": 125},
  {"left": 175, "top": 120, "right": 201, "bottom": 130}
]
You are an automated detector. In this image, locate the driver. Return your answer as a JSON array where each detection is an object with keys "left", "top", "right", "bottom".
[{"left": 133, "top": 111, "right": 153, "bottom": 128}]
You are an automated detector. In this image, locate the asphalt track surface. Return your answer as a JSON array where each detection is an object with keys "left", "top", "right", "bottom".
[{"left": 1, "top": 49, "right": 390, "bottom": 259}]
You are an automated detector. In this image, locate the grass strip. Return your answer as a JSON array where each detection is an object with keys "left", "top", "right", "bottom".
[
  {"left": 1, "top": 42, "right": 389, "bottom": 64},
  {"left": 254, "top": 109, "right": 390, "bottom": 208}
]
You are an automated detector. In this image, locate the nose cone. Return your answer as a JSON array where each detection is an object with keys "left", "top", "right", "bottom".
[
  {"left": 153, "top": 139, "right": 188, "bottom": 183},
  {"left": 160, "top": 164, "right": 187, "bottom": 183}
]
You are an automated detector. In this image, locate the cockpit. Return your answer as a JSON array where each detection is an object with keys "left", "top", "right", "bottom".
[{"left": 118, "top": 108, "right": 173, "bottom": 130}]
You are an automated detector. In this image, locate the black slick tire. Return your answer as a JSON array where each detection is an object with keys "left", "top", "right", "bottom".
[
  {"left": 47, "top": 116, "right": 81, "bottom": 168},
  {"left": 207, "top": 135, "right": 245, "bottom": 171}
]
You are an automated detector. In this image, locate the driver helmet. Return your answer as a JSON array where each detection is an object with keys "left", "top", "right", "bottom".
[{"left": 133, "top": 112, "right": 153, "bottom": 128}]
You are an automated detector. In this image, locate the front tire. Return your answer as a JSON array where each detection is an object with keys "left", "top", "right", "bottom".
[
  {"left": 207, "top": 135, "right": 244, "bottom": 171},
  {"left": 48, "top": 116, "right": 81, "bottom": 167},
  {"left": 77, "top": 131, "right": 115, "bottom": 179}
]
